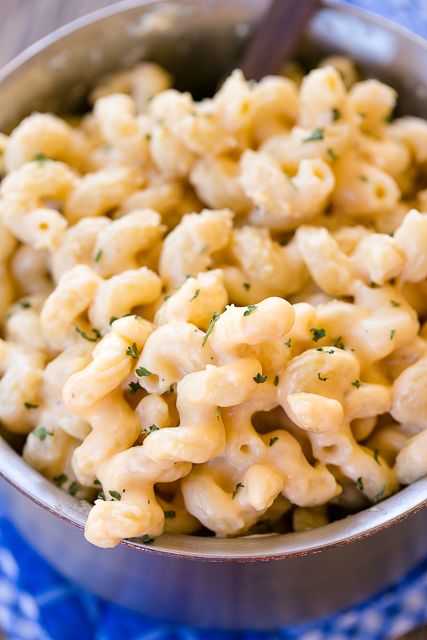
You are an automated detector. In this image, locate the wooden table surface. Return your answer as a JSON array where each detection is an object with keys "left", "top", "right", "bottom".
[{"left": 0, "top": 0, "right": 122, "bottom": 67}]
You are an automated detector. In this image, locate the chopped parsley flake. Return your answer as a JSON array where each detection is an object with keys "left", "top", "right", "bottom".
[
  {"left": 136, "top": 366, "right": 152, "bottom": 377},
  {"left": 94, "top": 479, "right": 101, "bottom": 486},
  {"left": 109, "top": 312, "right": 133, "bottom": 325},
  {"left": 109, "top": 490, "right": 121, "bottom": 501},
  {"left": 68, "top": 481, "right": 79, "bottom": 496},
  {"left": 351, "top": 379, "right": 362, "bottom": 389},
  {"left": 303, "top": 128, "right": 324, "bottom": 143},
  {"left": 34, "top": 153, "right": 49, "bottom": 165},
  {"left": 372, "top": 485, "right": 386, "bottom": 504},
  {"left": 355, "top": 477, "right": 364, "bottom": 491},
  {"left": 190, "top": 289, "right": 200, "bottom": 302},
  {"left": 33, "top": 427, "right": 53, "bottom": 441},
  {"left": 139, "top": 534, "right": 155, "bottom": 544},
  {"left": 146, "top": 424, "right": 159, "bottom": 433},
  {"left": 254, "top": 519, "right": 273, "bottom": 533},
  {"left": 128, "top": 381, "right": 143, "bottom": 395},
  {"left": 243, "top": 304, "right": 257, "bottom": 316},
  {"left": 269, "top": 436, "right": 279, "bottom": 446},
  {"left": 273, "top": 375, "right": 280, "bottom": 387},
  {"left": 243, "top": 282, "right": 251, "bottom": 290},
  {"left": 390, "top": 300, "right": 400, "bottom": 307},
  {"left": 390, "top": 329, "right": 396, "bottom": 340},
  {"left": 20, "top": 301, "right": 31, "bottom": 309},
  {"left": 164, "top": 510, "right": 176, "bottom": 519},
  {"left": 332, "top": 107, "right": 341, "bottom": 122},
  {"left": 126, "top": 342, "right": 139, "bottom": 359},
  {"left": 97, "top": 490, "right": 106, "bottom": 500},
  {"left": 285, "top": 338, "right": 292, "bottom": 348},
  {"left": 203, "top": 311, "right": 221, "bottom": 346},
  {"left": 327, "top": 148, "right": 338, "bottom": 161},
  {"left": 317, "top": 372, "right": 328, "bottom": 382},
  {"left": 53, "top": 474, "right": 67, "bottom": 487},
  {"left": 370, "top": 282, "right": 378, "bottom": 288},
  {"left": 75, "top": 326, "right": 101, "bottom": 342},
  {"left": 253, "top": 372, "right": 268, "bottom": 384},
  {"left": 232, "top": 482, "right": 244, "bottom": 499},
  {"left": 316, "top": 347, "right": 335, "bottom": 354},
  {"left": 331, "top": 337, "right": 345, "bottom": 349},
  {"left": 24, "top": 401, "right": 39, "bottom": 409},
  {"left": 94, "top": 249, "right": 103, "bottom": 262},
  {"left": 373, "top": 448, "right": 381, "bottom": 465},
  {"left": 311, "top": 327, "right": 326, "bottom": 342}
]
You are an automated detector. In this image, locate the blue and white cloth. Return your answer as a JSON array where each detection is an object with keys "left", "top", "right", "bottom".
[{"left": 2, "top": 1, "right": 427, "bottom": 639}]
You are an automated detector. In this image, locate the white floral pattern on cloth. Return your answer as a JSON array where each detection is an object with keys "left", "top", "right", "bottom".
[
  {"left": 2, "top": 512, "right": 427, "bottom": 640},
  {"left": 1, "top": 1, "right": 427, "bottom": 639}
]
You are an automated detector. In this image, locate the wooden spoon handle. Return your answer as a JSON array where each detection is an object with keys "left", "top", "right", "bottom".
[{"left": 240, "top": 0, "right": 319, "bottom": 80}]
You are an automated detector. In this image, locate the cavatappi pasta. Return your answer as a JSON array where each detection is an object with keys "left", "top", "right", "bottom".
[{"left": 1, "top": 58, "right": 427, "bottom": 547}]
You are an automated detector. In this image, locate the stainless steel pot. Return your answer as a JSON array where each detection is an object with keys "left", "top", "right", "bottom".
[{"left": 1, "top": 0, "right": 427, "bottom": 631}]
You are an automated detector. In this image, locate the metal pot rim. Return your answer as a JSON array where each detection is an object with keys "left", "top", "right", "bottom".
[{"left": 1, "top": 0, "right": 427, "bottom": 562}]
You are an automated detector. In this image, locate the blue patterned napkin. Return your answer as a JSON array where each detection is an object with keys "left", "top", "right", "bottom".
[{"left": 1, "top": 1, "right": 427, "bottom": 639}]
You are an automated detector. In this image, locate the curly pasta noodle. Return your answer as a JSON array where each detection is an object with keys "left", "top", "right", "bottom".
[{"left": 2, "top": 58, "right": 427, "bottom": 548}]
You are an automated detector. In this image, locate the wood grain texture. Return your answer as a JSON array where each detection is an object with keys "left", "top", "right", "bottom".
[{"left": 0, "top": 0, "right": 121, "bottom": 67}]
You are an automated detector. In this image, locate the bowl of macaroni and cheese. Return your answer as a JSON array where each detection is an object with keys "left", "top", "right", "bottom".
[{"left": 2, "top": 0, "right": 427, "bottom": 630}]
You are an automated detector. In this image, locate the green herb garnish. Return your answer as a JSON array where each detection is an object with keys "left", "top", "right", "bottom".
[
  {"left": 94, "top": 249, "right": 103, "bottom": 263},
  {"left": 24, "top": 401, "right": 39, "bottom": 409},
  {"left": 390, "top": 329, "right": 396, "bottom": 340},
  {"left": 75, "top": 326, "right": 101, "bottom": 342},
  {"left": 372, "top": 486, "right": 386, "bottom": 504},
  {"left": 203, "top": 311, "right": 221, "bottom": 346},
  {"left": 146, "top": 424, "right": 159, "bottom": 432},
  {"left": 68, "top": 481, "right": 79, "bottom": 496},
  {"left": 232, "top": 482, "right": 244, "bottom": 499},
  {"left": 34, "top": 153, "right": 49, "bottom": 165},
  {"left": 269, "top": 437, "right": 279, "bottom": 446},
  {"left": 126, "top": 343, "right": 139, "bottom": 359},
  {"left": 139, "top": 534, "right": 155, "bottom": 544},
  {"left": 53, "top": 474, "right": 68, "bottom": 487},
  {"left": 273, "top": 375, "right": 279, "bottom": 387},
  {"left": 136, "top": 367, "right": 152, "bottom": 377},
  {"left": 303, "top": 128, "right": 324, "bottom": 143},
  {"left": 355, "top": 477, "right": 364, "bottom": 491},
  {"left": 164, "top": 510, "right": 176, "bottom": 519},
  {"left": 109, "top": 490, "right": 121, "bottom": 501},
  {"left": 129, "top": 381, "right": 143, "bottom": 395},
  {"left": 253, "top": 373, "right": 267, "bottom": 384},
  {"left": 331, "top": 337, "right": 345, "bottom": 349},
  {"left": 190, "top": 289, "right": 200, "bottom": 302},
  {"left": 33, "top": 427, "right": 53, "bottom": 441},
  {"left": 311, "top": 327, "right": 326, "bottom": 342},
  {"left": 243, "top": 304, "right": 257, "bottom": 316},
  {"left": 317, "top": 372, "right": 328, "bottom": 382},
  {"left": 351, "top": 380, "right": 361, "bottom": 389}
]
